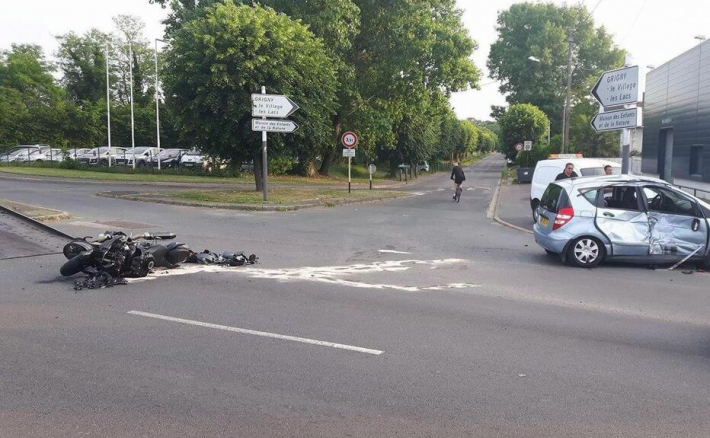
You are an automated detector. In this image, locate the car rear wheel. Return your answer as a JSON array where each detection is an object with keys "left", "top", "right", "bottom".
[{"left": 567, "top": 237, "right": 604, "bottom": 268}]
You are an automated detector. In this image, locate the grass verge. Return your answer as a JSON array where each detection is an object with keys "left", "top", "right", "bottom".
[
  {"left": 0, "top": 199, "right": 70, "bottom": 221},
  {"left": 0, "top": 165, "right": 397, "bottom": 186},
  {"left": 167, "top": 188, "right": 405, "bottom": 205}
]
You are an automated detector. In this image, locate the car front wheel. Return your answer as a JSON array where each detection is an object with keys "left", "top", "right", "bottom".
[{"left": 567, "top": 237, "right": 604, "bottom": 268}]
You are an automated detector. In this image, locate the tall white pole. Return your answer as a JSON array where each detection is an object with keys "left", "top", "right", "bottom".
[
  {"left": 105, "top": 43, "right": 112, "bottom": 167},
  {"left": 261, "top": 86, "right": 268, "bottom": 201},
  {"left": 129, "top": 44, "right": 136, "bottom": 169},
  {"left": 154, "top": 39, "right": 161, "bottom": 170}
]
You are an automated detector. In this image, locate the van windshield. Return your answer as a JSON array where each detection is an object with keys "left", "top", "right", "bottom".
[{"left": 580, "top": 167, "right": 621, "bottom": 176}]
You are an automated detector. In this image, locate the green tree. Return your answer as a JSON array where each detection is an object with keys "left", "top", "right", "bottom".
[
  {"left": 56, "top": 30, "right": 114, "bottom": 105},
  {"left": 568, "top": 98, "right": 618, "bottom": 157},
  {"left": 163, "top": 1, "right": 338, "bottom": 189},
  {"left": 487, "top": 2, "right": 624, "bottom": 134},
  {"left": 0, "top": 44, "right": 66, "bottom": 146},
  {"left": 498, "top": 103, "right": 549, "bottom": 159}
]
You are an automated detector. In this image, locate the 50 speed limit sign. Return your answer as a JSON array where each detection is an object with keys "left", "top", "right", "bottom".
[{"left": 341, "top": 131, "right": 358, "bottom": 149}]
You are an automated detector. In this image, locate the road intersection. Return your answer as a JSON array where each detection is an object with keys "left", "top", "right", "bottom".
[{"left": 1, "top": 155, "right": 709, "bottom": 437}]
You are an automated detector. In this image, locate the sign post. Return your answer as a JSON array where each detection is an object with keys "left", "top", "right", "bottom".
[
  {"left": 341, "top": 131, "right": 358, "bottom": 193},
  {"left": 251, "top": 90, "right": 300, "bottom": 201},
  {"left": 261, "top": 87, "right": 268, "bottom": 201},
  {"left": 591, "top": 65, "right": 641, "bottom": 175},
  {"left": 368, "top": 164, "right": 376, "bottom": 190}
]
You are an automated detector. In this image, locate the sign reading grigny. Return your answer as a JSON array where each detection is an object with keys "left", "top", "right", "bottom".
[
  {"left": 591, "top": 66, "right": 639, "bottom": 108},
  {"left": 591, "top": 108, "right": 641, "bottom": 132},
  {"left": 251, "top": 94, "right": 299, "bottom": 118}
]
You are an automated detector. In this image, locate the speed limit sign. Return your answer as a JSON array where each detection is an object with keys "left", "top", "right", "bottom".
[{"left": 341, "top": 131, "right": 358, "bottom": 149}]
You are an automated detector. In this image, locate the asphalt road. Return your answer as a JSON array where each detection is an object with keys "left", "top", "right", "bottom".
[{"left": 1, "top": 155, "right": 709, "bottom": 437}]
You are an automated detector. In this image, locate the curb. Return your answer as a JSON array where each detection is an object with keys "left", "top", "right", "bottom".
[
  {"left": 488, "top": 178, "right": 534, "bottom": 235},
  {"left": 0, "top": 204, "right": 74, "bottom": 239},
  {"left": 96, "top": 191, "right": 412, "bottom": 212}
]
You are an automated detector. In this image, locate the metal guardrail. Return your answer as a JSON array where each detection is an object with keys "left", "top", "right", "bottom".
[{"left": 675, "top": 184, "right": 710, "bottom": 200}]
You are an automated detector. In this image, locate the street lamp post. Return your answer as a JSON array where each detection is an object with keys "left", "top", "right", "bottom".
[
  {"left": 105, "top": 43, "right": 112, "bottom": 167},
  {"left": 127, "top": 43, "right": 136, "bottom": 169},
  {"left": 562, "top": 35, "right": 574, "bottom": 154},
  {"left": 154, "top": 38, "right": 164, "bottom": 170}
]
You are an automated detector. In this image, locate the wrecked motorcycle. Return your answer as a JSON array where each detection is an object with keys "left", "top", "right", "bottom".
[{"left": 60, "top": 231, "right": 190, "bottom": 279}]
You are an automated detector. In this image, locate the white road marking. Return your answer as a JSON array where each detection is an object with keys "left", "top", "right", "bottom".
[
  {"left": 128, "top": 311, "right": 383, "bottom": 355},
  {"left": 378, "top": 249, "right": 412, "bottom": 254},
  {"left": 436, "top": 188, "right": 445, "bottom": 192}
]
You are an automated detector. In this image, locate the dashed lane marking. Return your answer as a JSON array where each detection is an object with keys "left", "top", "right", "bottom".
[{"left": 127, "top": 310, "right": 384, "bottom": 355}]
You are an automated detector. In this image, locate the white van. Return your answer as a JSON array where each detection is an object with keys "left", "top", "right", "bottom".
[{"left": 530, "top": 158, "right": 621, "bottom": 221}]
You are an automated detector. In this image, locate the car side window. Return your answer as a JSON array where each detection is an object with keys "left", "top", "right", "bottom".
[
  {"left": 578, "top": 188, "right": 600, "bottom": 207},
  {"left": 601, "top": 186, "right": 640, "bottom": 211},
  {"left": 642, "top": 186, "right": 697, "bottom": 216}
]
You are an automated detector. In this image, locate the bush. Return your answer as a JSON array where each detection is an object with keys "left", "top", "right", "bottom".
[{"left": 267, "top": 156, "right": 294, "bottom": 175}]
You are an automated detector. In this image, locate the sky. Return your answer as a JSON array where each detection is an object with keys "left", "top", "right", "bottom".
[{"left": 1, "top": 0, "right": 709, "bottom": 121}]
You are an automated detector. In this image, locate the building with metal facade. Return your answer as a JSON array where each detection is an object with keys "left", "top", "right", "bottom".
[{"left": 642, "top": 39, "right": 710, "bottom": 184}]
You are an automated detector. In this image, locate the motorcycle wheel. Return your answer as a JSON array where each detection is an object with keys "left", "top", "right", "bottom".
[{"left": 60, "top": 256, "right": 89, "bottom": 276}]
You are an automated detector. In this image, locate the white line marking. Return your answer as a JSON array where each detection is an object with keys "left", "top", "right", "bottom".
[
  {"left": 128, "top": 311, "right": 384, "bottom": 356},
  {"left": 378, "top": 249, "right": 412, "bottom": 254}
]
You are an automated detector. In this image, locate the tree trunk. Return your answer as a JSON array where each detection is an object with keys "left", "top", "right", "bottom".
[
  {"left": 319, "top": 113, "right": 342, "bottom": 176},
  {"left": 253, "top": 152, "right": 263, "bottom": 191}
]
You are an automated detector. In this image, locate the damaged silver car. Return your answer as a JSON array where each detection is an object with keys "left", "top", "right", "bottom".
[{"left": 533, "top": 175, "right": 710, "bottom": 268}]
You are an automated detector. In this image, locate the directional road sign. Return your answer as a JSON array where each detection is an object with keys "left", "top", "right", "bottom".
[
  {"left": 591, "top": 108, "right": 641, "bottom": 132},
  {"left": 591, "top": 66, "right": 639, "bottom": 108},
  {"left": 252, "top": 118, "right": 299, "bottom": 133},
  {"left": 251, "top": 94, "right": 299, "bottom": 118},
  {"left": 343, "top": 148, "right": 356, "bottom": 158},
  {"left": 341, "top": 131, "right": 358, "bottom": 148}
]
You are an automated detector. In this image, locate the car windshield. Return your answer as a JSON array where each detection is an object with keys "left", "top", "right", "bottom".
[
  {"left": 127, "top": 147, "right": 151, "bottom": 155},
  {"left": 158, "top": 149, "right": 182, "bottom": 156}
]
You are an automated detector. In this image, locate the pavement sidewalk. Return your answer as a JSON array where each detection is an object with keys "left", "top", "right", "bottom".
[{"left": 496, "top": 182, "right": 534, "bottom": 232}]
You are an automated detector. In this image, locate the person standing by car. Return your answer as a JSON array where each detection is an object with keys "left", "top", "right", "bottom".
[
  {"left": 555, "top": 163, "right": 578, "bottom": 181},
  {"left": 451, "top": 163, "right": 466, "bottom": 199}
]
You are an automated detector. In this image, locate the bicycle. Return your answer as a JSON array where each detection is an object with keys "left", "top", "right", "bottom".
[{"left": 453, "top": 184, "right": 462, "bottom": 203}]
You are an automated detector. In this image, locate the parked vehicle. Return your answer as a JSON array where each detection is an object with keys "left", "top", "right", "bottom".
[
  {"left": 1, "top": 145, "right": 50, "bottom": 163},
  {"left": 179, "top": 150, "right": 206, "bottom": 169},
  {"left": 77, "top": 147, "right": 126, "bottom": 165},
  {"left": 533, "top": 175, "right": 710, "bottom": 268},
  {"left": 64, "top": 148, "right": 91, "bottom": 160},
  {"left": 114, "top": 147, "right": 158, "bottom": 167},
  {"left": 149, "top": 148, "right": 188, "bottom": 168},
  {"left": 27, "top": 148, "right": 64, "bottom": 163},
  {"left": 530, "top": 158, "right": 621, "bottom": 222},
  {"left": 61, "top": 231, "right": 191, "bottom": 279}
]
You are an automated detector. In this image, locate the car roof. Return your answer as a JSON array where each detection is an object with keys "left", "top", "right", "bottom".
[{"left": 553, "top": 174, "right": 670, "bottom": 189}]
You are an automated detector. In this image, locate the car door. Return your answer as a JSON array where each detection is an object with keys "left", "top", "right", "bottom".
[
  {"left": 594, "top": 185, "right": 650, "bottom": 256},
  {"left": 640, "top": 185, "right": 708, "bottom": 259}
]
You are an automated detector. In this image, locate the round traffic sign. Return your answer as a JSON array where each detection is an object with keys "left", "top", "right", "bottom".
[
  {"left": 368, "top": 164, "right": 377, "bottom": 174},
  {"left": 341, "top": 131, "right": 358, "bottom": 148},
  {"left": 515, "top": 143, "right": 523, "bottom": 152}
]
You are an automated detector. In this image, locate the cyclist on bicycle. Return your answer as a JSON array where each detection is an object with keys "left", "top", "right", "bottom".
[{"left": 450, "top": 162, "right": 466, "bottom": 200}]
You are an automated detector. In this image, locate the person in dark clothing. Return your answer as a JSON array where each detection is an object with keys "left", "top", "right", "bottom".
[
  {"left": 555, "top": 162, "right": 578, "bottom": 181},
  {"left": 451, "top": 163, "right": 466, "bottom": 199}
]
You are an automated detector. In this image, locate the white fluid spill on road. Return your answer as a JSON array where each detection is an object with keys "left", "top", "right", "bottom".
[
  {"left": 378, "top": 249, "right": 412, "bottom": 254},
  {"left": 128, "top": 259, "right": 479, "bottom": 292}
]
